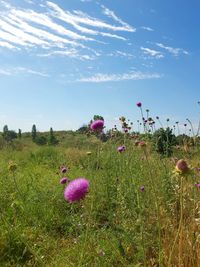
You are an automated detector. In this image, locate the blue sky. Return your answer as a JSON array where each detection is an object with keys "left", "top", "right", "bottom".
[{"left": 0, "top": 0, "right": 199, "bottom": 133}]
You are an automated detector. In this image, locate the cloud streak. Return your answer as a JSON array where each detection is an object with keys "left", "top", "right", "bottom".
[
  {"left": 0, "top": 0, "right": 135, "bottom": 60},
  {"left": 141, "top": 47, "right": 164, "bottom": 58},
  {"left": 78, "top": 71, "right": 161, "bottom": 82},
  {"left": 156, "top": 43, "right": 188, "bottom": 56}
]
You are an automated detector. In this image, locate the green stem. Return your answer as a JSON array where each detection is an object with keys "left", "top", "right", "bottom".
[{"left": 168, "top": 176, "right": 183, "bottom": 267}]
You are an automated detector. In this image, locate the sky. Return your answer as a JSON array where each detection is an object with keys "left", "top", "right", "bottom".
[{"left": 0, "top": 0, "right": 199, "bottom": 133}]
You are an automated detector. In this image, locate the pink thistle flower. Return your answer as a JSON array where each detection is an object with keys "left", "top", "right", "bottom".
[
  {"left": 195, "top": 183, "right": 200, "bottom": 188},
  {"left": 175, "top": 159, "right": 188, "bottom": 173},
  {"left": 60, "top": 166, "right": 67, "bottom": 173},
  {"left": 60, "top": 177, "right": 68, "bottom": 184},
  {"left": 140, "top": 186, "right": 145, "bottom": 192},
  {"left": 90, "top": 120, "right": 104, "bottom": 131},
  {"left": 136, "top": 102, "right": 142, "bottom": 107},
  {"left": 64, "top": 178, "right": 89, "bottom": 202},
  {"left": 117, "top": 145, "right": 126, "bottom": 153},
  {"left": 139, "top": 141, "right": 146, "bottom": 147}
]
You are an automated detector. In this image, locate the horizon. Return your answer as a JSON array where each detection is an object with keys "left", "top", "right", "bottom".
[{"left": 0, "top": 0, "right": 199, "bottom": 133}]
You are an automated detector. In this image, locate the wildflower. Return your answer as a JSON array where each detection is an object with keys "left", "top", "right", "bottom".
[
  {"left": 140, "top": 186, "right": 145, "bottom": 192},
  {"left": 175, "top": 159, "right": 188, "bottom": 173},
  {"left": 117, "top": 145, "right": 126, "bottom": 153},
  {"left": 139, "top": 141, "right": 146, "bottom": 147},
  {"left": 135, "top": 141, "right": 140, "bottom": 146},
  {"left": 136, "top": 102, "right": 142, "bottom": 107},
  {"left": 8, "top": 161, "right": 17, "bottom": 172},
  {"left": 64, "top": 178, "right": 89, "bottom": 202},
  {"left": 195, "top": 183, "right": 200, "bottom": 188},
  {"left": 98, "top": 250, "right": 105, "bottom": 256},
  {"left": 60, "top": 177, "right": 68, "bottom": 184},
  {"left": 90, "top": 120, "right": 104, "bottom": 131},
  {"left": 60, "top": 165, "right": 67, "bottom": 173}
]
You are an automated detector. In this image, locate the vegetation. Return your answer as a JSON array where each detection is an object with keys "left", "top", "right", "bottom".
[{"left": 0, "top": 128, "right": 199, "bottom": 266}]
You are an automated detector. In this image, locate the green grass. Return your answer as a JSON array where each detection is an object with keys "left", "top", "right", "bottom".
[{"left": 0, "top": 135, "right": 199, "bottom": 266}]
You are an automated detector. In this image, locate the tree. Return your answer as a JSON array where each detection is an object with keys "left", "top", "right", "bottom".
[
  {"left": 77, "top": 124, "right": 89, "bottom": 134},
  {"left": 3, "top": 125, "right": 8, "bottom": 134},
  {"left": 18, "top": 129, "right": 22, "bottom": 139},
  {"left": 152, "top": 127, "right": 176, "bottom": 157},
  {"left": 2, "top": 129, "right": 17, "bottom": 142},
  {"left": 31, "top": 124, "right": 37, "bottom": 142},
  {"left": 48, "top": 127, "right": 58, "bottom": 145},
  {"left": 35, "top": 136, "right": 47, "bottom": 145}
]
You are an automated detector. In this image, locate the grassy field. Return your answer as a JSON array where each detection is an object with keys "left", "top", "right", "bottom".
[{"left": 0, "top": 133, "right": 199, "bottom": 266}]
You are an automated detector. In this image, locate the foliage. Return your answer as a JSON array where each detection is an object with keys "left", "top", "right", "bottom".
[
  {"left": 2, "top": 129, "right": 17, "bottom": 142},
  {"left": 93, "top": 115, "right": 104, "bottom": 121},
  {"left": 18, "top": 129, "right": 22, "bottom": 139},
  {"left": 31, "top": 124, "right": 37, "bottom": 142},
  {"left": 48, "top": 127, "right": 58, "bottom": 145},
  {"left": 152, "top": 127, "right": 176, "bottom": 156},
  {"left": 0, "top": 132, "right": 199, "bottom": 267},
  {"left": 34, "top": 135, "right": 47, "bottom": 145}
]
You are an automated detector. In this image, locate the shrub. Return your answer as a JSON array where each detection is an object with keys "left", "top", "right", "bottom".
[{"left": 152, "top": 127, "right": 176, "bottom": 156}]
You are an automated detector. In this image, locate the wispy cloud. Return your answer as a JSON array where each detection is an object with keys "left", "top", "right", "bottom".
[
  {"left": 141, "top": 47, "right": 164, "bottom": 59},
  {"left": 37, "top": 48, "right": 96, "bottom": 60},
  {"left": 78, "top": 71, "right": 161, "bottom": 82},
  {"left": 0, "top": 1, "right": 134, "bottom": 60},
  {"left": 0, "top": 40, "right": 18, "bottom": 49},
  {"left": 107, "top": 50, "right": 134, "bottom": 58},
  {"left": 101, "top": 4, "right": 136, "bottom": 32},
  {"left": 47, "top": 1, "right": 135, "bottom": 38},
  {"left": 156, "top": 43, "right": 189, "bottom": 56},
  {"left": 141, "top": 26, "right": 154, "bottom": 32},
  {"left": 0, "top": 69, "right": 12, "bottom": 75},
  {"left": 0, "top": 67, "right": 49, "bottom": 77}
]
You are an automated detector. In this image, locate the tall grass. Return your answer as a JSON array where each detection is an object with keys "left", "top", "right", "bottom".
[{"left": 0, "top": 136, "right": 199, "bottom": 266}]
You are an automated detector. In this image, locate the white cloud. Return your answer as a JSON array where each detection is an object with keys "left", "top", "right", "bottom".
[
  {"left": 10, "top": 9, "right": 92, "bottom": 41},
  {"left": 37, "top": 48, "right": 95, "bottom": 60},
  {"left": 47, "top": 2, "right": 135, "bottom": 33},
  {"left": 101, "top": 5, "right": 135, "bottom": 32},
  {"left": 156, "top": 43, "right": 189, "bottom": 56},
  {"left": 0, "top": 69, "right": 12, "bottom": 75},
  {"left": 78, "top": 71, "right": 161, "bottom": 82},
  {"left": 108, "top": 50, "right": 134, "bottom": 58},
  {"left": 141, "top": 47, "right": 164, "bottom": 59},
  {"left": 5, "top": 14, "right": 82, "bottom": 48},
  {"left": 0, "top": 1, "right": 134, "bottom": 60},
  {"left": 141, "top": 26, "right": 154, "bottom": 31},
  {"left": 0, "top": 40, "right": 17, "bottom": 49},
  {"left": 0, "top": 18, "right": 49, "bottom": 47},
  {"left": 0, "top": 67, "right": 49, "bottom": 77}
]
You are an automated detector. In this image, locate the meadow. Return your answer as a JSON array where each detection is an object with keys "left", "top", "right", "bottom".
[{"left": 0, "top": 126, "right": 200, "bottom": 267}]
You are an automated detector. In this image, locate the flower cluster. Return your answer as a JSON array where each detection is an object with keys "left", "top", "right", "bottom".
[
  {"left": 58, "top": 165, "right": 89, "bottom": 202},
  {"left": 117, "top": 145, "right": 126, "bottom": 153}
]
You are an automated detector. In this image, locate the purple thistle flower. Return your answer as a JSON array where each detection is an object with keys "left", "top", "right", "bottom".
[
  {"left": 195, "top": 183, "right": 200, "bottom": 188},
  {"left": 60, "top": 165, "right": 67, "bottom": 173},
  {"left": 117, "top": 145, "right": 126, "bottom": 153},
  {"left": 136, "top": 102, "right": 142, "bottom": 107},
  {"left": 140, "top": 186, "right": 145, "bottom": 192},
  {"left": 90, "top": 120, "right": 104, "bottom": 131},
  {"left": 64, "top": 178, "right": 89, "bottom": 202},
  {"left": 60, "top": 177, "right": 68, "bottom": 184}
]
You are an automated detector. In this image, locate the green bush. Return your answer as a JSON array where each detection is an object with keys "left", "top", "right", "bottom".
[{"left": 152, "top": 127, "right": 176, "bottom": 156}]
